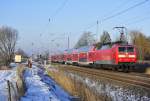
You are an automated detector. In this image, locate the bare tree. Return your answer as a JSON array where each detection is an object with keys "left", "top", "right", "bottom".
[
  {"left": 0, "top": 26, "right": 18, "bottom": 65},
  {"left": 100, "top": 31, "right": 111, "bottom": 44},
  {"left": 44, "top": 50, "right": 49, "bottom": 61},
  {"left": 129, "top": 30, "right": 150, "bottom": 60},
  {"left": 74, "top": 32, "right": 96, "bottom": 48}
]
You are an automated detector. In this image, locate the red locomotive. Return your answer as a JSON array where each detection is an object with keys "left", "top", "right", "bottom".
[{"left": 92, "top": 42, "right": 136, "bottom": 72}]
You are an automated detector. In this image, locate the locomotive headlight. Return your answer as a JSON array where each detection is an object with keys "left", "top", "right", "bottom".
[
  {"left": 129, "top": 55, "right": 135, "bottom": 58},
  {"left": 118, "top": 55, "right": 125, "bottom": 58}
]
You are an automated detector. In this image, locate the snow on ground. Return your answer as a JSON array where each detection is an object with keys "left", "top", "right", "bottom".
[
  {"left": 21, "top": 65, "right": 71, "bottom": 101},
  {"left": 67, "top": 72, "right": 150, "bottom": 101},
  {"left": 0, "top": 68, "right": 18, "bottom": 101}
]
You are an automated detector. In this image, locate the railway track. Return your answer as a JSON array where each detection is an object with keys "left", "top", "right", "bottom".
[{"left": 53, "top": 64, "right": 150, "bottom": 90}]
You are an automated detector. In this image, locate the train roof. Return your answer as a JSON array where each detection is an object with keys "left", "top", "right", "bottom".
[
  {"left": 77, "top": 45, "right": 95, "bottom": 52},
  {"left": 64, "top": 48, "right": 76, "bottom": 54}
]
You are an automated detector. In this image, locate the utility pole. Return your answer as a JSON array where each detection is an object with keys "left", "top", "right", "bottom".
[
  {"left": 67, "top": 36, "right": 70, "bottom": 49},
  {"left": 31, "top": 42, "right": 34, "bottom": 59},
  {"left": 96, "top": 20, "right": 99, "bottom": 42}
]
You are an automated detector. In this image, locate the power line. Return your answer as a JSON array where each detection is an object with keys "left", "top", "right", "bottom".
[
  {"left": 102, "top": 0, "right": 136, "bottom": 19},
  {"left": 126, "top": 15, "right": 150, "bottom": 25},
  {"left": 37, "top": 0, "right": 69, "bottom": 53},
  {"left": 49, "top": 0, "right": 69, "bottom": 20},
  {"left": 72, "top": 21, "right": 97, "bottom": 35},
  {"left": 85, "top": 0, "right": 135, "bottom": 31},
  {"left": 102, "top": 0, "right": 149, "bottom": 21},
  {"left": 75, "top": 0, "right": 149, "bottom": 36},
  {"left": 83, "top": 21, "right": 97, "bottom": 31},
  {"left": 39, "top": 0, "right": 69, "bottom": 51}
]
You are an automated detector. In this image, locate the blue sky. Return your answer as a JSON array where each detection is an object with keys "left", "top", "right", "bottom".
[{"left": 0, "top": 0, "right": 150, "bottom": 55}]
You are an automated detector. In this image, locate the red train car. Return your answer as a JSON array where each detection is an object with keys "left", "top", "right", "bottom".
[
  {"left": 72, "top": 49, "right": 79, "bottom": 65},
  {"left": 77, "top": 46, "right": 95, "bottom": 65},
  {"left": 51, "top": 55, "right": 58, "bottom": 63},
  {"left": 65, "top": 49, "right": 73, "bottom": 64},
  {"left": 63, "top": 50, "right": 68, "bottom": 64}
]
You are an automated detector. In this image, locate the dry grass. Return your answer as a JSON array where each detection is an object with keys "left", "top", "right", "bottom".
[
  {"left": 76, "top": 81, "right": 101, "bottom": 101},
  {"left": 145, "top": 67, "right": 150, "bottom": 74},
  {"left": 0, "top": 66, "right": 10, "bottom": 70},
  {"left": 47, "top": 68, "right": 101, "bottom": 101},
  {"left": 47, "top": 69, "right": 77, "bottom": 95}
]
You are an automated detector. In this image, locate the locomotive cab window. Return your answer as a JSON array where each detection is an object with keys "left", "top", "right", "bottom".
[
  {"left": 127, "top": 47, "right": 134, "bottom": 52},
  {"left": 118, "top": 47, "right": 134, "bottom": 52},
  {"left": 118, "top": 47, "right": 126, "bottom": 52}
]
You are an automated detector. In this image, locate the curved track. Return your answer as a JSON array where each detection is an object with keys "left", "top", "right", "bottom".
[{"left": 54, "top": 64, "right": 150, "bottom": 89}]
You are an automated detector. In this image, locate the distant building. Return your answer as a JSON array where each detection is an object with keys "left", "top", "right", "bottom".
[{"left": 14, "top": 54, "right": 22, "bottom": 63}]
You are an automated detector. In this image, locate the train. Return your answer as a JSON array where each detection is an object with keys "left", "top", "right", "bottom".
[{"left": 50, "top": 41, "right": 137, "bottom": 72}]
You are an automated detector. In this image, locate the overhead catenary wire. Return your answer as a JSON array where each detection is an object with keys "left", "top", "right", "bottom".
[
  {"left": 76, "top": 0, "right": 130, "bottom": 36},
  {"left": 83, "top": 21, "right": 97, "bottom": 31},
  {"left": 39, "top": 0, "right": 68, "bottom": 37},
  {"left": 102, "top": 0, "right": 149, "bottom": 21},
  {"left": 74, "top": 0, "right": 149, "bottom": 37},
  {"left": 49, "top": 0, "right": 69, "bottom": 21},
  {"left": 38, "top": 0, "right": 69, "bottom": 53},
  {"left": 72, "top": 21, "right": 98, "bottom": 36},
  {"left": 49, "top": 0, "right": 148, "bottom": 37},
  {"left": 102, "top": 0, "right": 137, "bottom": 19},
  {"left": 81, "top": 0, "right": 132, "bottom": 31},
  {"left": 41, "top": 0, "right": 66, "bottom": 36},
  {"left": 125, "top": 15, "right": 150, "bottom": 25}
]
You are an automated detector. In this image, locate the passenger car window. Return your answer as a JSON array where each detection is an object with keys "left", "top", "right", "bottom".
[{"left": 101, "top": 45, "right": 110, "bottom": 50}]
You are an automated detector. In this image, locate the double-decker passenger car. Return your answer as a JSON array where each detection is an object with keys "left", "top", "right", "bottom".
[
  {"left": 71, "top": 49, "right": 78, "bottom": 65},
  {"left": 78, "top": 45, "right": 95, "bottom": 65}
]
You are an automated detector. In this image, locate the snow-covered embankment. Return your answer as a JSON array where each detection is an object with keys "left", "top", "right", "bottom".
[
  {"left": 0, "top": 69, "right": 18, "bottom": 101},
  {"left": 21, "top": 65, "right": 73, "bottom": 101}
]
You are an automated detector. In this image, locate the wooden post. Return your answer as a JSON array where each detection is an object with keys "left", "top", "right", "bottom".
[{"left": 7, "top": 80, "right": 11, "bottom": 101}]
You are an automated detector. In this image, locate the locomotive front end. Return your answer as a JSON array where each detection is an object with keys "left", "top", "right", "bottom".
[{"left": 117, "top": 45, "right": 137, "bottom": 64}]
